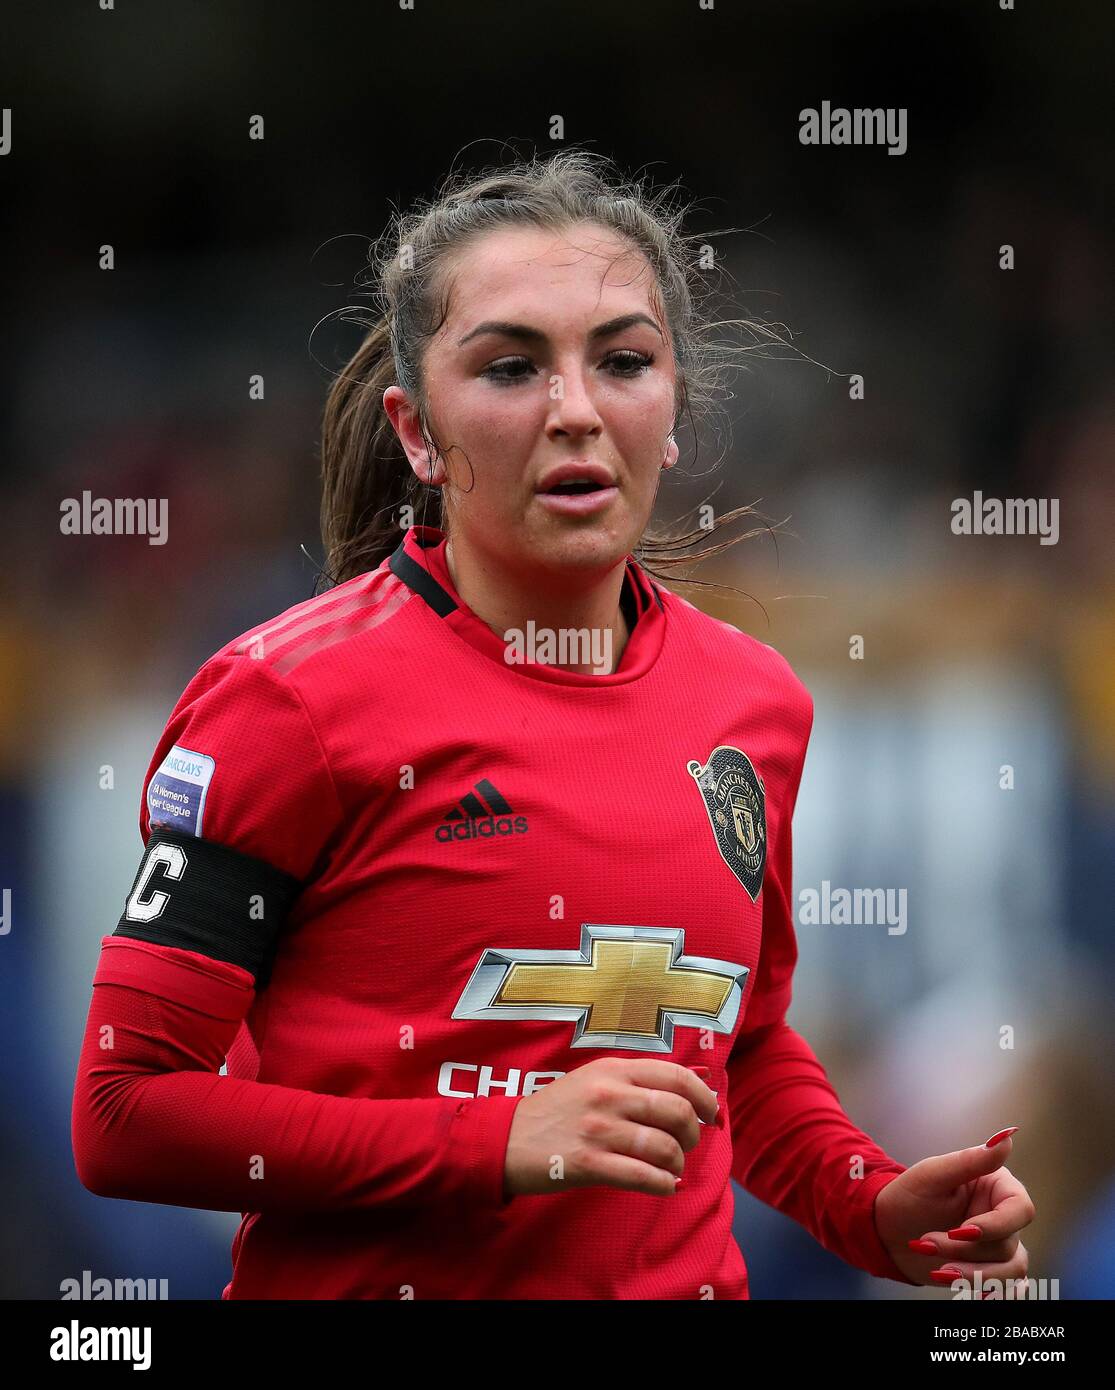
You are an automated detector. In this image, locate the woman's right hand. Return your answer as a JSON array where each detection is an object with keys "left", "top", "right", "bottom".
[{"left": 502, "top": 1057, "right": 719, "bottom": 1198}]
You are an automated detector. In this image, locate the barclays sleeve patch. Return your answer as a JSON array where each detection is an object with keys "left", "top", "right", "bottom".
[{"left": 147, "top": 744, "right": 216, "bottom": 837}]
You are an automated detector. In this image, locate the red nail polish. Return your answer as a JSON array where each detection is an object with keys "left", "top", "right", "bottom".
[
  {"left": 985, "top": 1126, "right": 1020, "bottom": 1148},
  {"left": 929, "top": 1268, "right": 964, "bottom": 1284},
  {"left": 908, "top": 1239, "right": 938, "bottom": 1254},
  {"left": 688, "top": 1066, "right": 712, "bottom": 1077},
  {"left": 948, "top": 1225, "right": 983, "bottom": 1240}
]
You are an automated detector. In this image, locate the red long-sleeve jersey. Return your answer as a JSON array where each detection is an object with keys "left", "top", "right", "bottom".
[{"left": 72, "top": 523, "right": 914, "bottom": 1298}]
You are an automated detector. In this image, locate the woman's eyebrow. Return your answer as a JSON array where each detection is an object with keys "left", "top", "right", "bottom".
[{"left": 457, "top": 312, "right": 664, "bottom": 347}]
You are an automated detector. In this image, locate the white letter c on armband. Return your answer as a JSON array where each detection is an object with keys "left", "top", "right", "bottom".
[{"left": 125, "top": 842, "right": 188, "bottom": 923}]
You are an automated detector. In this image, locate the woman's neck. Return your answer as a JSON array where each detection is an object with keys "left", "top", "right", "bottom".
[{"left": 444, "top": 535, "right": 630, "bottom": 676}]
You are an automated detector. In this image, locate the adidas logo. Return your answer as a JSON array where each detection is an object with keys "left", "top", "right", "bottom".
[{"left": 435, "top": 778, "right": 529, "bottom": 842}]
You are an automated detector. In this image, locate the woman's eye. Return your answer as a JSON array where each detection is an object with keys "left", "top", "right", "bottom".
[
  {"left": 481, "top": 350, "right": 654, "bottom": 385},
  {"left": 606, "top": 350, "right": 654, "bottom": 376},
  {"left": 482, "top": 357, "right": 535, "bottom": 384}
]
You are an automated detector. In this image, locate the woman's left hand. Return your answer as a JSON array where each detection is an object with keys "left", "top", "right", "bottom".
[{"left": 873, "top": 1127, "right": 1035, "bottom": 1294}]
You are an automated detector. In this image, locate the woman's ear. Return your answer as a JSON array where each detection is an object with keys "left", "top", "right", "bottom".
[{"left": 383, "top": 385, "right": 448, "bottom": 485}]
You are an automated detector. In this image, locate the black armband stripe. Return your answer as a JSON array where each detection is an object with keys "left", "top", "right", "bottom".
[{"left": 113, "top": 828, "right": 302, "bottom": 986}]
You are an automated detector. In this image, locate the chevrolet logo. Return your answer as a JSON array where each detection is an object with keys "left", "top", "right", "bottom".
[{"left": 452, "top": 924, "right": 750, "bottom": 1051}]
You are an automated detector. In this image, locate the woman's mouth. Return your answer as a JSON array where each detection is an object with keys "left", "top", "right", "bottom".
[{"left": 535, "top": 478, "right": 620, "bottom": 515}]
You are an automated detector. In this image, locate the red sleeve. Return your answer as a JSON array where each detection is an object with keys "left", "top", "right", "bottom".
[
  {"left": 72, "top": 935, "right": 521, "bottom": 1213},
  {"left": 137, "top": 651, "right": 343, "bottom": 879},
  {"left": 726, "top": 1021, "right": 914, "bottom": 1284},
  {"left": 726, "top": 672, "right": 916, "bottom": 1284},
  {"left": 73, "top": 649, "right": 521, "bottom": 1214}
]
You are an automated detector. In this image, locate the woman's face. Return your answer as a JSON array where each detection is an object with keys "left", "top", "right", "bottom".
[{"left": 384, "top": 221, "right": 679, "bottom": 583}]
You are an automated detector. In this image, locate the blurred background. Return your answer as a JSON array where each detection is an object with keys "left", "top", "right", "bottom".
[{"left": 0, "top": 0, "right": 1111, "bottom": 1299}]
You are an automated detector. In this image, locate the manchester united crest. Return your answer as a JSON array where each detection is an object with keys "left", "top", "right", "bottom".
[{"left": 687, "top": 746, "right": 767, "bottom": 902}]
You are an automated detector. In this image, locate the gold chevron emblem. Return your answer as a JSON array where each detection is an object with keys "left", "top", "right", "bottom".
[{"left": 452, "top": 924, "right": 750, "bottom": 1052}]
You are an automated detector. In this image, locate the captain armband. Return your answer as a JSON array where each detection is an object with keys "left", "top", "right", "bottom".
[{"left": 113, "top": 828, "right": 303, "bottom": 986}]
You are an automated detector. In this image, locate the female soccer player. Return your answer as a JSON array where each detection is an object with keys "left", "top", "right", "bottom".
[{"left": 72, "top": 150, "right": 1035, "bottom": 1299}]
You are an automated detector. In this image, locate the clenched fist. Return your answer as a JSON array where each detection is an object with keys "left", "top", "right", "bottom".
[{"left": 503, "top": 1057, "right": 719, "bottom": 1198}]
